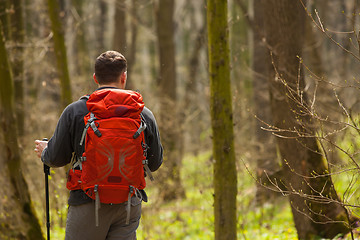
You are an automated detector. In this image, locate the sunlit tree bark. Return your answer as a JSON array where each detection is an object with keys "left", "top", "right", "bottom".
[
  {"left": 0, "top": 22, "right": 44, "bottom": 240},
  {"left": 207, "top": 0, "right": 237, "bottom": 239},
  {"left": 263, "top": 0, "right": 353, "bottom": 238}
]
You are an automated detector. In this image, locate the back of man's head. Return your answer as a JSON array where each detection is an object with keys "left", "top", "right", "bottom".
[{"left": 95, "top": 51, "right": 127, "bottom": 85}]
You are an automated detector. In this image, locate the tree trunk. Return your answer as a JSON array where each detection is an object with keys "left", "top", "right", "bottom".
[
  {"left": 250, "top": 0, "right": 280, "bottom": 205},
  {"left": 155, "top": 0, "right": 184, "bottom": 200},
  {"left": 127, "top": 0, "right": 138, "bottom": 86},
  {"left": 47, "top": 0, "right": 72, "bottom": 108},
  {"left": 303, "top": 7, "right": 343, "bottom": 166},
  {"left": 71, "top": 0, "right": 91, "bottom": 77},
  {"left": 112, "top": 0, "right": 138, "bottom": 90},
  {"left": 113, "top": 0, "right": 127, "bottom": 56},
  {"left": 7, "top": 0, "right": 25, "bottom": 135},
  {"left": 183, "top": 22, "right": 206, "bottom": 155},
  {"left": 0, "top": 22, "right": 44, "bottom": 240},
  {"left": 263, "top": 0, "right": 352, "bottom": 239},
  {"left": 97, "top": 0, "right": 107, "bottom": 51},
  {"left": 0, "top": 1, "right": 9, "bottom": 38},
  {"left": 207, "top": 1, "right": 237, "bottom": 240}
]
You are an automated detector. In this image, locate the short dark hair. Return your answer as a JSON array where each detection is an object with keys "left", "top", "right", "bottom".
[{"left": 94, "top": 51, "right": 127, "bottom": 84}]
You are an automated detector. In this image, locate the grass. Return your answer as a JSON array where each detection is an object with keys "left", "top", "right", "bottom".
[
  {"left": 50, "top": 150, "right": 360, "bottom": 239},
  {"left": 138, "top": 152, "right": 298, "bottom": 240}
]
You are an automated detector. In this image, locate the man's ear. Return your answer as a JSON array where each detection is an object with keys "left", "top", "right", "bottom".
[
  {"left": 121, "top": 71, "right": 127, "bottom": 83},
  {"left": 93, "top": 73, "right": 99, "bottom": 84}
]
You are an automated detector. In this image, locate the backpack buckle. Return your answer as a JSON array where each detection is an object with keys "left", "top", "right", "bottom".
[
  {"left": 133, "top": 121, "right": 146, "bottom": 139},
  {"left": 142, "top": 160, "right": 154, "bottom": 181}
]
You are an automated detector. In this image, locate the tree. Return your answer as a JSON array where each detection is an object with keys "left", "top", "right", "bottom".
[
  {"left": 112, "top": 0, "right": 138, "bottom": 90},
  {"left": 70, "top": 0, "right": 92, "bottom": 77},
  {"left": 127, "top": 0, "right": 139, "bottom": 87},
  {"left": 47, "top": 0, "right": 72, "bottom": 108},
  {"left": 8, "top": 0, "right": 25, "bottom": 135},
  {"left": 207, "top": 0, "right": 237, "bottom": 239},
  {"left": 262, "top": 0, "right": 353, "bottom": 238},
  {"left": 246, "top": 0, "right": 281, "bottom": 205},
  {"left": 155, "top": 0, "right": 184, "bottom": 200},
  {"left": 0, "top": 1, "right": 9, "bottom": 39},
  {"left": 0, "top": 22, "right": 44, "bottom": 240},
  {"left": 182, "top": 8, "right": 206, "bottom": 156},
  {"left": 113, "top": 0, "right": 127, "bottom": 60}
]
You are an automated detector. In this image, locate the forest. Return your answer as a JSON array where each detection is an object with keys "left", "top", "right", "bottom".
[{"left": 1, "top": 0, "right": 360, "bottom": 239}]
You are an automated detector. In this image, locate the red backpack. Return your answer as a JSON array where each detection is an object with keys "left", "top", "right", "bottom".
[{"left": 67, "top": 89, "right": 153, "bottom": 225}]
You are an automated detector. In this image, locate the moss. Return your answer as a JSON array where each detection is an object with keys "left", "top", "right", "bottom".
[{"left": 207, "top": 0, "right": 237, "bottom": 239}]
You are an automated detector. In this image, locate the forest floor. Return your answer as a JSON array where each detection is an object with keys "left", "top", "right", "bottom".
[
  {"left": 32, "top": 151, "right": 360, "bottom": 239},
  {"left": 138, "top": 151, "right": 298, "bottom": 240},
  {"left": 0, "top": 166, "right": 23, "bottom": 239}
]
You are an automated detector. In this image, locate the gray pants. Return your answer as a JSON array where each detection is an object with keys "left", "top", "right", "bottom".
[{"left": 65, "top": 197, "right": 142, "bottom": 240}]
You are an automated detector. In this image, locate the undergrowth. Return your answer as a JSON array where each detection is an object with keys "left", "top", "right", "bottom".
[
  {"left": 138, "top": 152, "right": 298, "bottom": 240},
  {"left": 50, "top": 150, "right": 360, "bottom": 239}
]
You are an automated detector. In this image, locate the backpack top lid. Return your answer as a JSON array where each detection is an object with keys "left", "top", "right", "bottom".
[{"left": 87, "top": 89, "right": 144, "bottom": 119}]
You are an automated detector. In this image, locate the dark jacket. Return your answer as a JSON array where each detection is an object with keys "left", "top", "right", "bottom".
[{"left": 41, "top": 87, "right": 163, "bottom": 205}]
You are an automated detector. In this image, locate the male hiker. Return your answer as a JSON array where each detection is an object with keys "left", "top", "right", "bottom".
[{"left": 34, "top": 50, "right": 163, "bottom": 240}]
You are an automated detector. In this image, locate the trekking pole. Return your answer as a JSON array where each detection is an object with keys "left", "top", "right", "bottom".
[{"left": 42, "top": 138, "right": 50, "bottom": 240}]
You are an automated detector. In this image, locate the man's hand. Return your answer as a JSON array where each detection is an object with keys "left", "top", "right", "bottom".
[{"left": 34, "top": 140, "right": 48, "bottom": 158}]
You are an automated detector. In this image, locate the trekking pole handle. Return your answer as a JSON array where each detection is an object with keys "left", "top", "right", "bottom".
[{"left": 42, "top": 138, "right": 50, "bottom": 175}]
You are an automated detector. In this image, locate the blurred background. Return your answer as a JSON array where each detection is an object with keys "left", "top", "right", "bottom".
[{"left": 1, "top": 0, "right": 360, "bottom": 239}]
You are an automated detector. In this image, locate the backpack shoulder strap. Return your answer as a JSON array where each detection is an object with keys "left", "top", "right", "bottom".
[
  {"left": 138, "top": 113, "right": 154, "bottom": 181},
  {"left": 79, "top": 94, "right": 90, "bottom": 101},
  {"left": 70, "top": 94, "right": 90, "bottom": 170}
]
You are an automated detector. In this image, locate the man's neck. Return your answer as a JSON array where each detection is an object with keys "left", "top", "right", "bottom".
[{"left": 98, "top": 83, "right": 124, "bottom": 89}]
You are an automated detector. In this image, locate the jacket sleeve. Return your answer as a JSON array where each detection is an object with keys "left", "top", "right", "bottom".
[
  {"left": 41, "top": 104, "right": 75, "bottom": 168},
  {"left": 142, "top": 107, "right": 163, "bottom": 172}
]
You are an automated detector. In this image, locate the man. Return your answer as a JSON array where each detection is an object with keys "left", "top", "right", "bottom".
[{"left": 35, "top": 50, "right": 163, "bottom": 240}]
